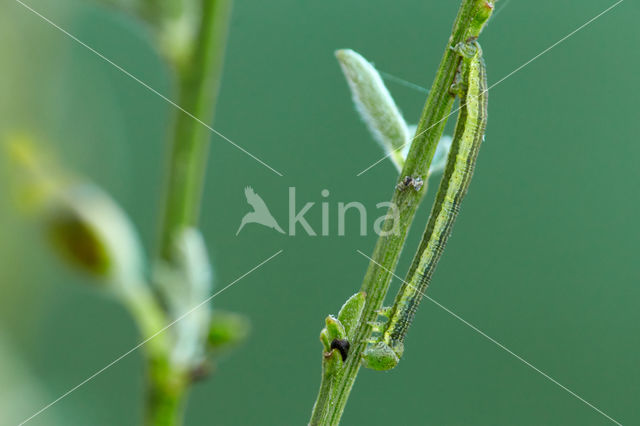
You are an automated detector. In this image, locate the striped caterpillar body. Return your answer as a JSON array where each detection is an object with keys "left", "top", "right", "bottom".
[{"left": 363, "top": 41, "right": 488, "bottom": 371}]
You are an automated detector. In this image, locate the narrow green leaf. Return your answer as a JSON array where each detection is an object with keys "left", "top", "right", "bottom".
[{"left": 336, "top": 49, "right": 409, "bottom": 171}]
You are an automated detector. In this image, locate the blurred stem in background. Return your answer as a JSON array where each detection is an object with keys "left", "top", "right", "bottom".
[
  {"left": 7, "top": 0, "right": 237, "bottom": 425},
  {"left": 5, "top": 135, "right": 173, "bottom": 422},
  {"left": 309, "top": 0, "right": 494, "bottom": 424},
  {"left": 149, "top": 0, "right": 233, "bottom": 424},
  {"left": 157, "top": 0, "right": 233, "bottom": 261}
]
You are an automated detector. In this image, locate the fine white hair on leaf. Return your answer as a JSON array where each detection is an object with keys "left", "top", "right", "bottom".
[
  {"left": 404, "top": 125, "right": 452, "bottom": 176},
  {"left": 336, "top": 49, "right": 409, "bottom": 171}
]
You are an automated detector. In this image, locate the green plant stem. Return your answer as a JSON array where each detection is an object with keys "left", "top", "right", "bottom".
[
  {"left": 158, "top": 0, "right": 233, "bottom": 261},
  {"left": 146, "top": 1, "right": 233, "bottom": 425},
  {"left": 309, "top": 352, "right": 340, "bottom": 425},
  {"left": 309, "top": 1, "right": 493, "bottom": 424},
  {"left": 145, "top": 358, "right": 189, "bottom": 426},
  {"left": 122, "top": 285, "right": 183, "bottom": 426},
  {"left": 123, "top": 284, "right": 171, "bottom": 358},
  {"left": 121, "top": 284, "right": 185, "bottom": 426}
]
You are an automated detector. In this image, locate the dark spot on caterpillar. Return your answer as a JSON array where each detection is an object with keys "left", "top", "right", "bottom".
[{"left": 330, "top": 338, "right": 350, "bottom": 361}]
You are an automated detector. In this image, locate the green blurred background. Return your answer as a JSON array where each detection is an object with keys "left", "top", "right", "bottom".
[{"left": 1, "top": 0, "right": 639, "bottom": 424}]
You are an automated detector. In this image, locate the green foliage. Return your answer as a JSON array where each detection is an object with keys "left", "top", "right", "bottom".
[
  {"left": 337, "top": 292, "right": 366, "bottom": 339},
  {"left": 310, "top": 1, "right": 495, "bottom": 423},
  {"left": 361, "top": 341, "right": 400, "bottom": 371},
  {"left": 207, "top": 311, "right": 250, "bottom": 353},
  {"left": 336, "top": 49, "right": 409, "bottom": 170},
  {"left": 6, "top": 1, "right": 236, "bottom": 424},
  {"left": 46, "top": 204, "right": 112, "bottom": 278},
  {"left": 361, "top": 41, "right": 488, "bottom": 372}
]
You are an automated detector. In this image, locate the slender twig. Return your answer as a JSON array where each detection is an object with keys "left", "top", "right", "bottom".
[
  {"left": 148, "top": 1, "right": 234, "bottom": 424},
  {"left": 309, "top": 1, "right": 494, "bottom": 424},
  {"left": 158, "top": 0, "right": 233, "bottom": 261}
]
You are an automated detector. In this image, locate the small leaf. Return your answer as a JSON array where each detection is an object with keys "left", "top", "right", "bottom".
[
  {"left": 155, "top": 227, "right": 214, "bottom": 368},
  {"left": 336, "top": 49, "right": 409, "bottom": 171},
  {"left": 47, "top": 184, "right": 146, "bottom": 285},
  {"left": 324, "top": 315, "right": 346, "bottom": 341},
  {"left": 156, "top": 227, "right": 213, "bottom": 307},
  {"left": 46, "top": 206, "right": 112, "bottom": 279},
  {"left": 320, "top": 328, "right": 332, "bottom": 352},
  {"left": 337, "top": 292, "right": 366, "bottom": 340},
  {"left": 5, "top": 135, "right": 145, "bottom": 286},
  {"left": 207, "top": 311, "right": 250, "bottom": 353}
]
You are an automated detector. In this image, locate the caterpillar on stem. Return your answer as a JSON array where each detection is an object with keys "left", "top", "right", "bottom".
[{"left": 363, "top": 41, "right": 489, "bottom": 371}]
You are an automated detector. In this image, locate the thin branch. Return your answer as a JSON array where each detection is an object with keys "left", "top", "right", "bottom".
[{"left": 309, "top": 1, "right": 495, "bottom": 424}]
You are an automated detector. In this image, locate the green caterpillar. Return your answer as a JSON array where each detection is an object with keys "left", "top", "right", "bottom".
[{"left": 363, "top": 41, "right": 489, "bottom": 371}]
